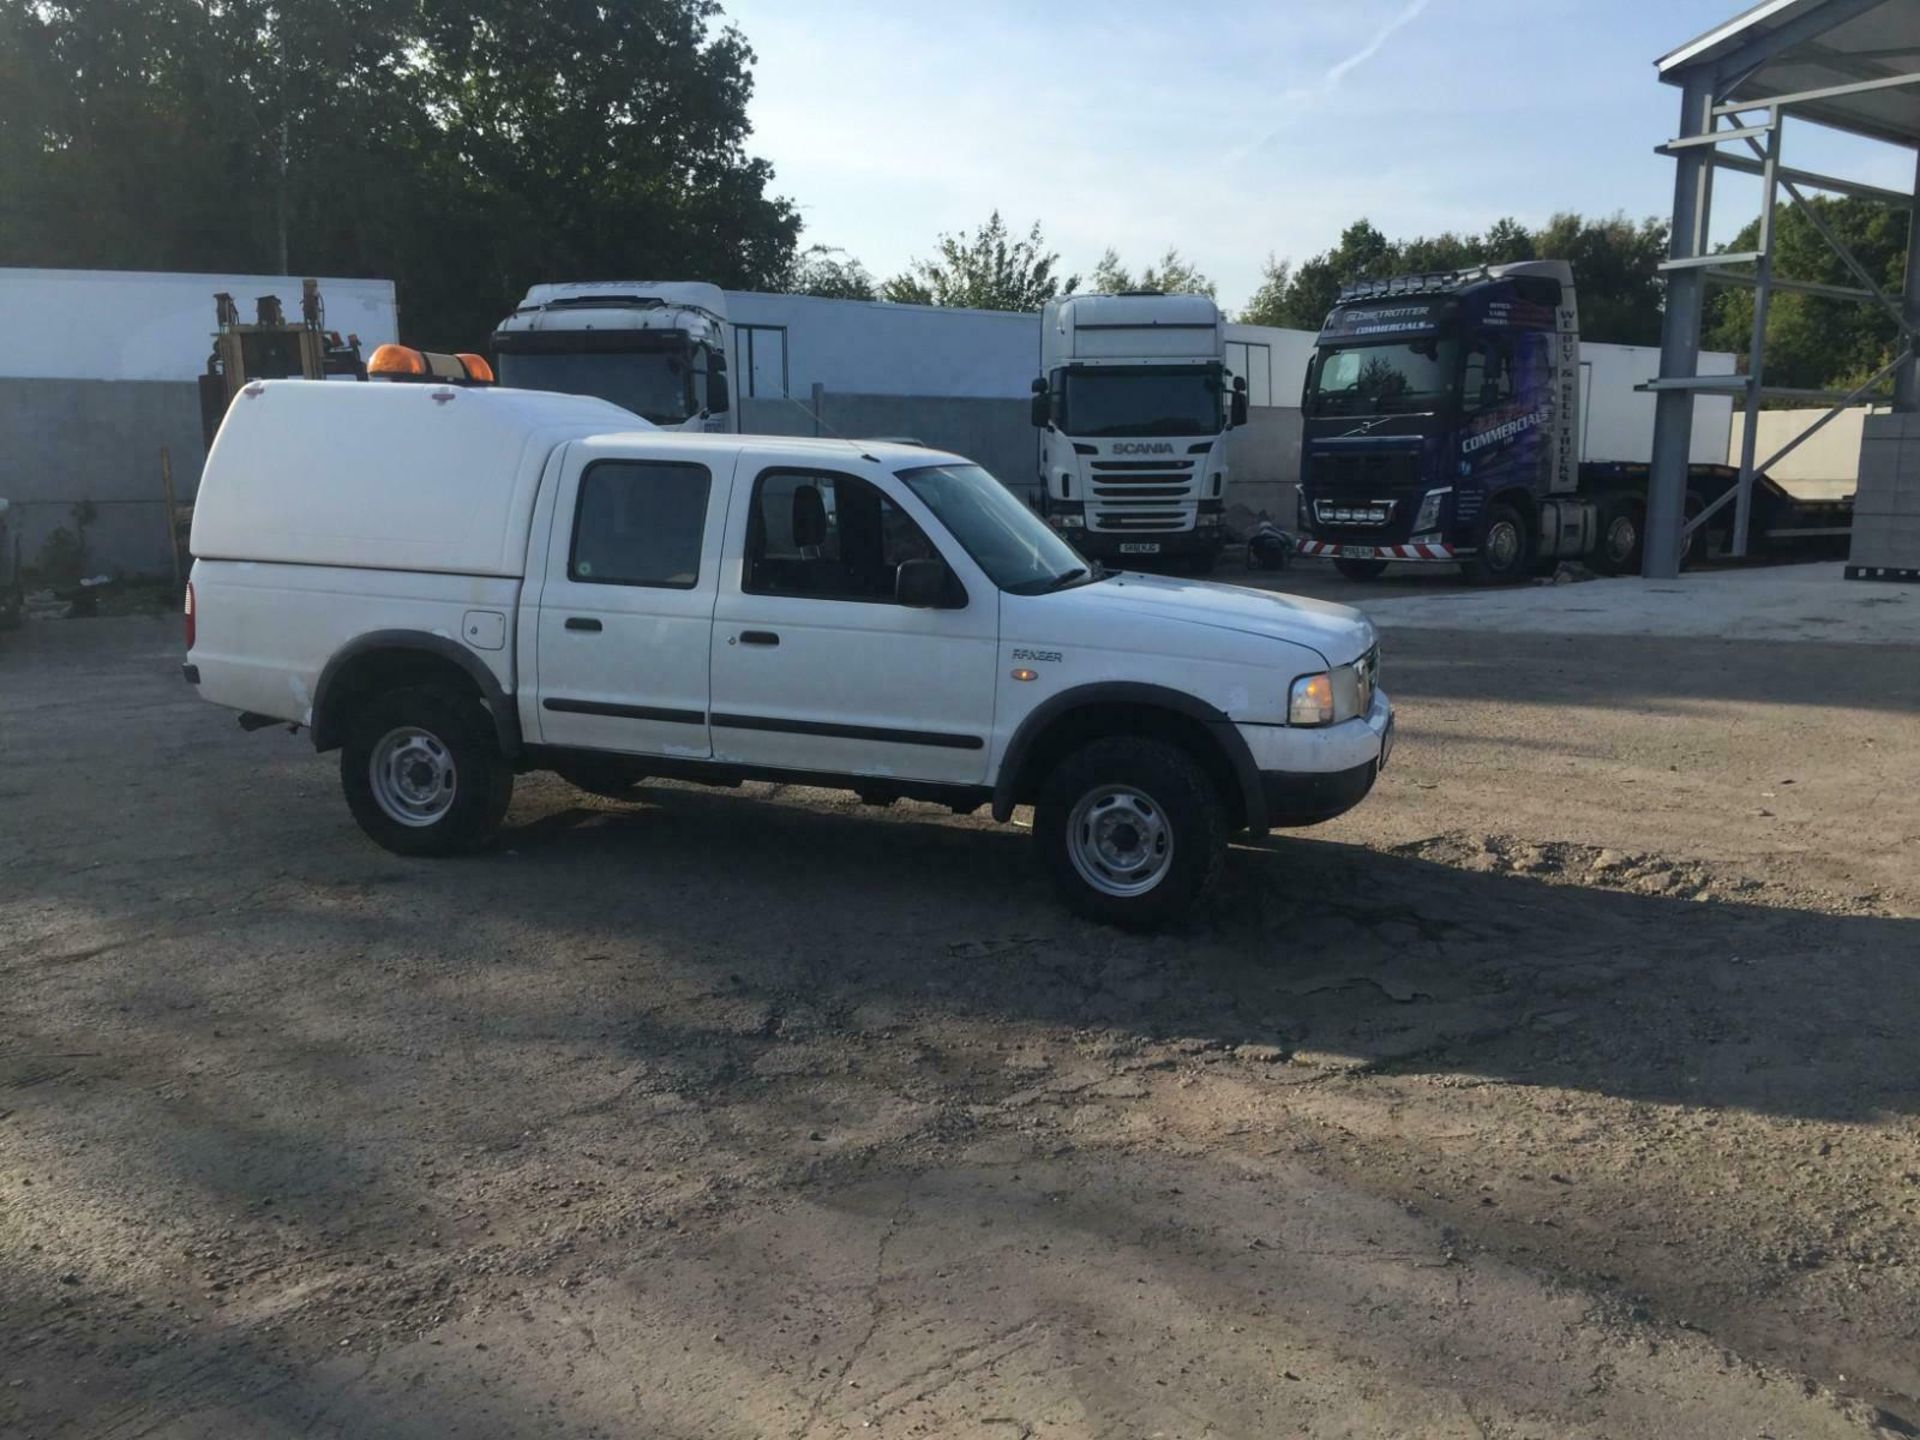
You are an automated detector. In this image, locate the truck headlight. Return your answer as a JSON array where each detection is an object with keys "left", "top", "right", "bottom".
[
  {"left": 1413, "top": 488, "right": 1450, "bottom": 533},
  {"left": 1054, "top": 513, "right": 1085, "bottom": 530},
  {"left": 1289, "top": 673, "right": 1335, "bottom": 726},
  {"left": 1196, "top": 512, "right": 1223, "bottom": 529}
]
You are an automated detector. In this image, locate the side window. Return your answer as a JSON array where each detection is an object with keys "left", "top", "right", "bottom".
[
  {"left": 746, "top": 469, "right": 939, "bottom": 602},
  {"left": 1462, "top": 339, "right": 1515, "bottom": 415},
  {"left": 569, "top": 460, "right": 712, "bottom": 588}
]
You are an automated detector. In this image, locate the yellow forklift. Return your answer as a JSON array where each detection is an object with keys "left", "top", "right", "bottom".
[{"left": 195, "top": 278, "right": 369, "bottom": 446}]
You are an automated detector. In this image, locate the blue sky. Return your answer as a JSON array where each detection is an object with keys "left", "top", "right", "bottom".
[{"left": 717, "top": 0, "right": 1917, "bottom": 312}]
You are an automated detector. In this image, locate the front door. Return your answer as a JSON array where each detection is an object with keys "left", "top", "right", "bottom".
[
  {"left": 532, "top": 441, "right": 734, "bottom": 756},
  {"left": 709, "top": 464, "right": 999, "bottom": 786}
]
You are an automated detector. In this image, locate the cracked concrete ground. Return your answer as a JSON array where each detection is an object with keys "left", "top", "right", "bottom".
[{"left": 2, "top": 606, "right": 1918, "bottom": 1438}]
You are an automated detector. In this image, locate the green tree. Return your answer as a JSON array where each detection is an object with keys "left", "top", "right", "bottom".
[
  {"left": 781, "top": 244, "right": 876, "bottom": 300},
  {"left": 1705, "top": 195, "right": 1908, "bottom": 394},
  {"left": 1236, "top": 254, "right": 1292, "bottom": 326},
  {"left": 881, "top": 211, "right": 1077, "bottom": 311},
  {"left": 1090, "top": 246, "right": 1216, "bottom": 297},
  {"left": 1242, "top": 213, "right": 1667, "bottom": 343},
  {"left": 0, "top": 0, "right": 800, "bottom": 347}
]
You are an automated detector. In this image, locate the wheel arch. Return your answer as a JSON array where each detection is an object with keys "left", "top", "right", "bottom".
[
  {"left": 310, "top": 631, "right": 521, "bottom": 757},
  {"left": 992, "top": 683, "right": 1267, "bottom": 835}
]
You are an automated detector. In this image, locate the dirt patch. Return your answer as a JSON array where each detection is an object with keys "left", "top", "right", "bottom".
[{"left": 2, "top": 616, "right": 1918, "bottom": 1437}]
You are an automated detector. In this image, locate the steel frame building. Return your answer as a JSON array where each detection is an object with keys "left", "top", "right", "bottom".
[{"left": 1648, "top": 0, "right": 1920, "bottom": 576}]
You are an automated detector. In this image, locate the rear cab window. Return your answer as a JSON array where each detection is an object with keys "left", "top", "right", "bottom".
[{"left": 569, "top": 460, "right": 713, "bottom": 588}]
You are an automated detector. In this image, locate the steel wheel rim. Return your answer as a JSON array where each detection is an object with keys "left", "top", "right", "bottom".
[
  {"left": 1485, "top": 519, "right": 1521, "bottom": 570},
  {"left": 369, "top": 726, "right": 457, "bottom": 827},
  {"left": 1604, "top": 514, "right": 1638, "bottom": 565},
  {"left": 1066, "top": 785, "right": 1173, "bottom": 898}
]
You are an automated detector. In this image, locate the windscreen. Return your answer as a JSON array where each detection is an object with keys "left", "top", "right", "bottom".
[
  {"left": 497, "top": 350, "right": 692, "bottom": 426},
  {"left": 898, "top": 462, "right": 1092, "bottom": 595},
  {"left": 1306, "top": 339, "right": 1457, "bottom": 417},
  {"left": 1059, "top": 366, "right": 1222, "bottom": 438}
]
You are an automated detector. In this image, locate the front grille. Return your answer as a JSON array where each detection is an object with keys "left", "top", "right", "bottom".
[
  {"left": 1353, "top": 645, "right": 1379, "bottom": 715},
  {"left": 1304, "top": 447, "right": 1424, "bottom": 542},
  {"left": 1089, "top": 458, "right": 1200, "bottom": 507}
]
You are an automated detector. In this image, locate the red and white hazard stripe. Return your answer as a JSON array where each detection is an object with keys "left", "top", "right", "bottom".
[{"left": 1296, "top": 540, "right": 1457, "bottom": 562}]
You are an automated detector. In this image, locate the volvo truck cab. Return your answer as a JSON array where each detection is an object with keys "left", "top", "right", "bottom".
[
  {"left": 492, "top": 281, "right": 736, "bottom": 433},
  {"left": 1031, "top": 292, "right": 1248, "bottom": 573}
]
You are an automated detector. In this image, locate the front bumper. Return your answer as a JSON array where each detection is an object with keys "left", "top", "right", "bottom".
[
  {"left": 1298, "top": 538, "right": 1460, "bottom": 563},
  {"left": 1067, "top": 527, "right": 1223, "bottom": 562},
  {"left": 1237, "top": 687, "right": 1394, "bottom": 828}
]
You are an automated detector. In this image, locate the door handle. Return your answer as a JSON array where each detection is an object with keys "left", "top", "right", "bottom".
[
  {"left": 565, "top": 616, "right": 602, "bottom": 632},
  {"left": 738, "top": 630, "right": 780, "bottom": 647}
]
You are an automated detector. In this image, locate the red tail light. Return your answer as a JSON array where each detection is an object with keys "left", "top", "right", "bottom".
[{"left": 184, "top": 581, "right": 196, "bottom": 650}]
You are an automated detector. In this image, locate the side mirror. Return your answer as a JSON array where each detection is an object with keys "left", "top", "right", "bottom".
[
  {"left": 1029, "top": 376, "right": 1049, "bottom": 428},
  {"left": 708, "top": 353, "right": 731, "bottom": 414},
  {"left": 895, "top": 557, "right": 959, "bottom": 608},
  {"left": 1230, "top": 376, "right": 1249, "bottom": 429}
]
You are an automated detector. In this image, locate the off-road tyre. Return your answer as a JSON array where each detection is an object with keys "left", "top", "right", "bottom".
[
  {"left": 1033, "top": 736, "right": 1226, "bottom": 930},
  {"left": 340, "top": 686, "right": 512, "bottom": 857}
]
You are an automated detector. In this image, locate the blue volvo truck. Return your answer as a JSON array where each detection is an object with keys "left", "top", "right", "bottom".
[{"left": 1293, "top": 260, "right": 1850, "bottom": 583}]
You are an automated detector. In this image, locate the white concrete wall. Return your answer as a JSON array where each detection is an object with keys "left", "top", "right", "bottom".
[{"left": 0, "top": 268, "right": 399, "bottom": 382}]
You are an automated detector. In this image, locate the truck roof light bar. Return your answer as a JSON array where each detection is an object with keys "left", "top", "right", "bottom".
[{"left": 1336, "top": 265, "right": 1495, "bottom": 302}]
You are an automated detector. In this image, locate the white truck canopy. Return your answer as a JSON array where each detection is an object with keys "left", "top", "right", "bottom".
[{"left": 190, "top": 381, "right": 646, "bottom": 577}]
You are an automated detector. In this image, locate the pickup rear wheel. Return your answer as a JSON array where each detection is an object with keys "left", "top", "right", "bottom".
[
  {"left": 341, "top": 686, "right": 512, "bottom": 856},
  {"left": 1034, "top": 736, "right": 1225, "bottom": 930}
]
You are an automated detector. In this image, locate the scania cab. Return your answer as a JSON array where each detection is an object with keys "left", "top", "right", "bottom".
[
  {"left": 1031, "top": 293, "right": 1248, "bottom": 573},
  {"left": 492, "top": 281, "right": 736, "bottom": 433},
  {"left": 1294, "top": 260, "right": 1850, "bottom": 582}
]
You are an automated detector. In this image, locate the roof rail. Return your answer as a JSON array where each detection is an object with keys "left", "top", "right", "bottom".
[{"left": 1337, "top": 265, "right": 1495, "bottom": 302}]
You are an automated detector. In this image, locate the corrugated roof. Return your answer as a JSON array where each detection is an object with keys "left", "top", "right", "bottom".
[{"left": 1659, "top": 0, "right": 1920, "bottom": 148}]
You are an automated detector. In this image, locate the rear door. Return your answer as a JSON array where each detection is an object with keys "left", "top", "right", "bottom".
[
  {"left": 532, "top": 437, "right": 736, "bottom": 756},
  {"left": 708, "top": 462, "right": 999, "bottom": 785}
]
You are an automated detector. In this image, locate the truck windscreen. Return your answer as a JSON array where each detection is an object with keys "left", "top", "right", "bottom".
[
  {"left": 1307, "top": 340, "right": 1457, "bottom": 417},
  {"left": 497, "top": 351, "right": 692, "bottom": 426},
  {"left": 1059, "top": 367, "right": 1222, "bottom": 438}
]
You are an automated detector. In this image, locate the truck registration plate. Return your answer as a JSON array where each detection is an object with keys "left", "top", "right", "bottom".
[
  {"left": 1339, "top": 545, "right": 1377, "bottom": 559},
  {"left": 1118, "top": 543, "right": 1161, "bottom": 555}
]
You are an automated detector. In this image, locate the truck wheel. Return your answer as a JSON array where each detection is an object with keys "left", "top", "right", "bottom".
[
  {"left": 1333, "top": 558, "right": 1389, "bottom": 581},
  {"left": 1461, "top": 502, "right": 1531, "bottom": 585},
  {"left": 341, "top": 686, "right": 512, "bottom": 856},
  {"left": 1033, "top": 736, "right": 1225, "bottom": 930},
  {"left": 1592, "top": 495, "right": 1645, "bottom": 575}
]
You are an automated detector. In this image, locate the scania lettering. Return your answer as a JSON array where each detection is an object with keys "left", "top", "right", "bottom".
[
  {"left": 184, "top": 380, "right": 1391, "bottom": 929},
  {"left": 492, "top": 281, "right": 735, "bottom": 434},
  {"left": 1294, "top": 260, "right": 1852, "bottom": 583},
  {"left": 1030, "top": 292, "right": 1249, "bottom": 573}
]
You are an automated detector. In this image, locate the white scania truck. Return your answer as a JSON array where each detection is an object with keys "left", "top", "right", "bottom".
[
  {"left": 183, "top": 380, "right": 1390, "bottom": 927},
  {"left": 492, "top": 281, "right": 736, "bottom": 433},
  {"left": 1030, "top": 293, "right": 1248, "bottom": 573}
]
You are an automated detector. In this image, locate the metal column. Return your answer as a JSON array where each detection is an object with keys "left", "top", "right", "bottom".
[
  {"left": 1731, "top": 119, "right": 1782, "bottom": 557},
  {"left": 1646, "top": 72, "right": 1718, "bottom": 578},
  {"left": 1899, "top": 149, "right": 1920, "bottom": 413}
]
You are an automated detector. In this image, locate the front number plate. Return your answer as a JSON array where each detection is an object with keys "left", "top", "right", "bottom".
[
  {"left": 1118, "top": 542, "right": 1161, "bottom": 555},
  {"left": 1340, "top": 545, "right": 1378, "bottom": 559}
]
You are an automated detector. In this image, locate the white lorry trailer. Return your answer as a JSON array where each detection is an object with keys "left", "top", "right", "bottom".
[
  {"left": 1030, "top": 292, "right": 1249, "bottom": 573},
  {"left": 492, "top": 281, "right": 736, "bottom": 433},
  {"left": 184, "top": 380, "right": 1391, "bottom": 926}
]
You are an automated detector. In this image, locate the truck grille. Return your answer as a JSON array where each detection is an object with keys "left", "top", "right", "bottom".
[
  {"left": 1086, "top": 458, "right": 1199, "bottom": 531},
  {"left": 1304, "top": 448, "right": 1423, "bottom": 541}
]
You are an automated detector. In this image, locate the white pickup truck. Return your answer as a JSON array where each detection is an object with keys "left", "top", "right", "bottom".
[{"left": 185, "top": 381, "right": 1391, "bottom": 926}]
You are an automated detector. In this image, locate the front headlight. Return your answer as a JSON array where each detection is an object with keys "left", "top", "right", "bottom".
[
  {"left": 1289, "top": 673, "right": 1335, "bottom": 726},
  {"left": 1196, "top": 512, "right": 1223, "bottom": 529},
  {"left": 1412, "top": 488, "right": 1451, "bottom": 534},
  {"left": 1053, "top": 513, "right": 1085, "bottom": 530}
]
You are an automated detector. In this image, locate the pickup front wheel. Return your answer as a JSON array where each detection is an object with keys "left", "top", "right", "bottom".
[
  {"left": 1034, "top": 737, "right": 1225, "bottom": 929},
  {"left": 341, "top": 686, "right": 513, "bottom": 856}
]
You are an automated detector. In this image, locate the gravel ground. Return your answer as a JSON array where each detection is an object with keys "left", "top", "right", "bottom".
[{"left": 2, "top": 594, "right": 1918, "bottom": 1439}]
